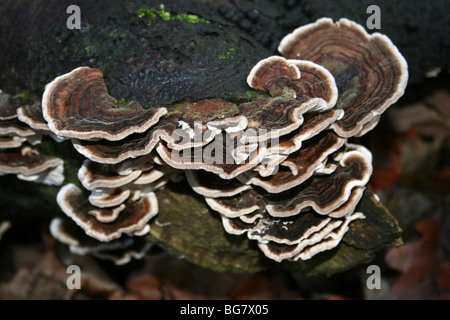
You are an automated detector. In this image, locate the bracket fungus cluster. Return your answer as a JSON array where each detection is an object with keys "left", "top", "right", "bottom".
[
  {"left": 0, "top": 90, "right": 65, "bottom": 186},
  {"left": 182, "top": 18, "right": 407, "bottom": 262},
  {"left": 1, "top": 18, "right": 408, "bottom": 266}
]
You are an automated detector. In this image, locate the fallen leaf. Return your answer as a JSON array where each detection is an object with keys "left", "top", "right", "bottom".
[
  {"left": 385, "top": 218, "right": 450, "bottom": 299},
  {"left": 126, "top": 252, "right": 303, "bottom": 300},
  {"left": 387, "top": 89, "right": 450, "bottom": 138},
  {"left": 0, "top": 241, "right": 133, "bottom": 300},
  {"left": 229, "top": 273, "right": 301, "bottom": 300}
]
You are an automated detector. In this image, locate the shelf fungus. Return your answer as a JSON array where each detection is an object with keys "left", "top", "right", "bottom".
[
  {"left": 0, "top": 117, "right": 42, "bottom": 149},
  {"left": 183, "top": 18, "right": 406, "bottom": 262},
  {"left": 0, "top": 89, "right": 65, "bottom": 185},
  {"left": 42, "top": 67, "right": 168, "bottom": 141},
  {"left": 50, "top": 217, "right": 153, "bottom": 265},
  {"left": 278, "top": 18, "right": 408, "bottom": 138},
  {"left": 0, "top": 146, "right": 64, "bottom": 186},
  {"left": 51, "top": 152, "right": 180, "bottom": 248},
  {"left": 56, "top": 183, "right": 158, "bottom": 242},
  {"left": 2, "top": 17, "right": 407, "bottom": 265},
  {"left": 48, "top": 145, "right": 180, "bottom": 264}
]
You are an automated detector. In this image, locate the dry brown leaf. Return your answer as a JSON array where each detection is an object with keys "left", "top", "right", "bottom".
[
  {"left": 0, "top": 242, "right": 134, "bottom": 300},
  {"left": 387, "top": 89, "right": 450, "bottom": 137},
  {"left": 385, "top": 218, "right": 450, "bottom": 299},
  {"left": 126, "top": 252, "right": 303, "bottom": 300},
  {"left": 366, "top": 127, "right": 408, "bottom": 191},
  {"left": 229, "top": 273, "right": 301, "bottom": 300}
]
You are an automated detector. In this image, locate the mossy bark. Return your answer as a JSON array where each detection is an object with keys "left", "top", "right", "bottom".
[{"left": 1, "top": 0, "right": 448, "bottom": 95}]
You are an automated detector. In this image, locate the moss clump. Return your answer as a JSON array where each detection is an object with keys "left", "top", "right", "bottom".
[
  {"left": 84, "top": 45, "right": 96, "bottom": 56},
  {"left": 137, "top": 4, "right": 209, "bottom": 24},
  {"left": 219, "top": 48, "right": 236, "bottom": 60}
]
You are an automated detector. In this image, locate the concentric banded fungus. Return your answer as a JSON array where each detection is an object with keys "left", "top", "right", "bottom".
[
  {"left": 221, "top": 187, "right": 363, "bottom": 243},
  {"left": 42, "top": 66, "right": 167, "bottom": 141},
  {"left": 133, "top": 164, "right": 180, "bottom": 185},
  {"left": 156, "top": 134, "right": 268, "bottom": 179},
  {"left": 0, "top": 102, "right": 44, "bottom": 148},
  {"left": 35, "top": 17, "right": 406, "bottom": 264},
  {"left": 72, "top": 89, "right": 328, "bottom": 167},
  {"left": 239, "top": 131, "right": 346, "bottom": 193},
  {"left": 257, "top": 212, "right": 365, "bottom": 262},
  {"left": 247, "top": 56, "right": 338, "bottom": 112},
  {"left": 155, "top": 85, "right": 339, "bottom": 179},
  {"left": 78, "top": 159, "right": 143, "bottom": 190},
  {"left": 68, "top": 55, "right": 339, "bottom": 171},
  {"left": 16, "top": 162, "right": 64, "bottom": 186},
  {"left": 201, "top": 143, "right": 372, "bottom": 218},
  {"left": 16, "top": 102, "right": 67, "bottom": 143},
  {"left": 17, "top": 103, "right": 49, "bottom": 131},
  {"left": 72, "top": 129, "right": 161, "bottom": 164},
  {"left": 77, "top": 157, "right": 173, "bottom": 207},
  {"left": 88, "top": 188, "right": 132, "bottom": 208},
  {"left": 265, "top": 144, "right": 372, "bottom": 217},
  {"left": 56, "top": 183, "right": 158, "bottom": 242},
  {"left": 246, "top": 56, "right": 300, "bottom": 96},
  {"left": 186, "top": 131, "right": 346, "bottom": 196},
  {"left": 185, "top": 170, "right": 251, "bottom": 198},
  {"left": 278, "top": 18, "right": 408, "bottom": 137},
  {"left": 0, "top": 136, "right": 27, "bottom": 149},
  {"left": 0, "top": 146, "right": 64, "bottom": 185},
  {"left": 50, "top": 217, "right": 153, "bottom": 265},
  {"left": 88, "top": 204, "right": 127, "bottom": 224},
  {"left": 287, "top": 60, "right": 338, "bottom": 110},
  {"left": 0, "top": 119, "right": 36, "bottom": 138},
  {"left": 220, "top": 186, "right": 366, "bottom": 262}
]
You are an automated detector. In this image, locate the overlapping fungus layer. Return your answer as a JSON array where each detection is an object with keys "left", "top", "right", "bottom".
[{"left": 0, "top": 18, "right": 408, "bottom": 263}]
